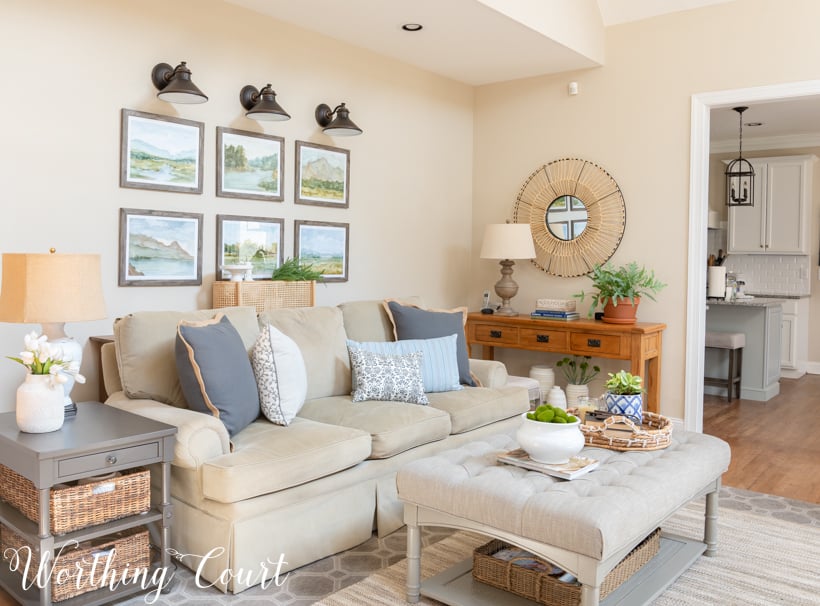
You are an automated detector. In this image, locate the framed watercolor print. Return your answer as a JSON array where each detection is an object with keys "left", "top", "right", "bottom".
[
  {"left": 295, "top": 141, "right": 350, "bottom": 208},
  {"left": 120, "top": 109, "right": 204, "bottom": 194},
  {"left": 118, "top": 208, "right": 203, "bottom": 286},
  {"left": 216, "top": 214, "right": 284, "bottom": 280},
  {"left": 216, "top": 127, "right": 284, "bottom": 201},
  {"left": 294, "top": 220, "right": 349, "bottom": 282}
]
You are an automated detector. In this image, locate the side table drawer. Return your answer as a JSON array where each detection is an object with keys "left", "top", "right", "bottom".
[
  {"left": 58, "top": 442, "right": 160, "bottom": 478},
  {"left": 569, "top": 332, "right": 623, "bottom": 356},
  {"left": 519, "top": 328, "right": 569, "bottom": 351},
  {"left": 473, "top": 324, "right": 519, "bottom": 345}
]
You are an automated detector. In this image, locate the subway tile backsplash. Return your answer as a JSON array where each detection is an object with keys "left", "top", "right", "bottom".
[{"left": 708, "top": 228, "right": 811, "bottom": 296}]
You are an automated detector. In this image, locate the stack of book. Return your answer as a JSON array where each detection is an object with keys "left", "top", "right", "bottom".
[{"left": 531, "top": 298, "right": 579, "bottom": 321}]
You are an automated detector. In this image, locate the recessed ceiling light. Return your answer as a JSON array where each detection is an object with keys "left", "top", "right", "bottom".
[
  {"left": 744, "top": 122, "right": 763, "bottom": 127},
  {"left": 401, "top": 23, "right": 423, "bottom": 32}
]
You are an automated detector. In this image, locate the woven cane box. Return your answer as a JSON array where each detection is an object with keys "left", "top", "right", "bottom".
[
  {"left": 473, "top": 528, "right": 660, "bottom": 605},
  {"left": 212, "top": 280, "right": 315, "bottom": 312},
  {"left": 1, "top": 525, "right": 150, "bottom": 602},
  {"left": 0, "top": 465, "right": 150, "bottom": 535}
]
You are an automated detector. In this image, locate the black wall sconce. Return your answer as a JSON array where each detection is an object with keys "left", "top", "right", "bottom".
[
  {"left": 240, "top": 84, "right": 290, "bottom": 121},
  {"left": 151, "top": 61, "right": 208, "bottom": 104},
  {"left": 315, "top": 102, "right": 362, "bottom": 136}
]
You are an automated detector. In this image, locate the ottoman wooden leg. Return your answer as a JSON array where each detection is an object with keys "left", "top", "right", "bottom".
[
  {"left": 406, "top": 508, "right": 422, "bottom": 603},
  {"left": 704, "top": 479, "right": 720, "bottom": 556},
  {"left": 580, "top": 583, "right": 601, "bottom": 606}
]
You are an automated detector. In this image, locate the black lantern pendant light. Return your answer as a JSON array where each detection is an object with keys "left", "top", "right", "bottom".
[{"left": 725, "top": 106, "right": 755, "bottom": 207}]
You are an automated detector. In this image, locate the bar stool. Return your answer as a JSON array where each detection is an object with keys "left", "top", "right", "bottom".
[{"left": 704, "top": 331, "right": 745, "bottom": 402}]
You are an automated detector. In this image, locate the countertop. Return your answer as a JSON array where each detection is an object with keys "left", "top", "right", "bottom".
[{"left": 707, "top": 296, "right": 785, "bottom": 308}]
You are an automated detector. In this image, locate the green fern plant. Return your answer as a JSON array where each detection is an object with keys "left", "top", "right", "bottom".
[{"left": 271, "top": 258, "right": 323, "bottom": 281}]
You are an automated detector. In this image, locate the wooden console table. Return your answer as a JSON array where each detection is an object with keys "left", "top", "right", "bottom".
[{"left": 465, "top": 312, "right": 666, "bottom": 413}]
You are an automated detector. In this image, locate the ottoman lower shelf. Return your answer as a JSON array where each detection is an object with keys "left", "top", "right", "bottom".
[{"left": 422, "top": 533, "right": 704, "bottom": 606}]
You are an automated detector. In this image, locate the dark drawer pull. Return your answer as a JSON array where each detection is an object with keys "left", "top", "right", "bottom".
[
  {"left": 536, "top": 334, "right": 549, "bottom": 343},
  {"left": 489, "top": 330, "right": 503, "bottom": 339},
  {"left": 587, "top": 338, "right": 601, "bottom": 348},
  {"left": 106, "top": 455, "right": 118, "bottom": 465}
]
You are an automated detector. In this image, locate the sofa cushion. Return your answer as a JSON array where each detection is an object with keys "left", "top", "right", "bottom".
[
  {"left": 258, "top": 306, "right": 350, "bottom": 400},
  {"left": 298, "top": 396, "right": 452, "bottom": 459},
  {"left": 175, "top": 314, "right": 260, "bottom": 437},
  {"left": 339, "top": 297, "right": 423, "bottom": 343},
  {"left": 349, "top": 348, "right": 429, "bottom": 405},
  {"left": 201, "top": 417, "right": 372, "bottom": 503},
  {"left": 427, "top": 386, "right": 530, "bottom": 434},
  {"left": 251, "top": 323, "right": 308, "bottom": 426},
  {"left": 383, "top": 300, "right": 475, "bottom": 386},
  {"left": 115, "top": 306, "right": 259, "bottom": 408},
  {"left": 347, "top": 334, "right": 462, "bottom": 393}
]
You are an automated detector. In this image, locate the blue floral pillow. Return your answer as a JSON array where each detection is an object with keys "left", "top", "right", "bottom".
[{"left": 348, "top": 348, "right": 428, "bottom": 405}]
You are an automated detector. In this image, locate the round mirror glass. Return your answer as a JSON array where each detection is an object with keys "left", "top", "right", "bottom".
[{"left": 545, "top": 195, "right": 588, "bottom": 241}]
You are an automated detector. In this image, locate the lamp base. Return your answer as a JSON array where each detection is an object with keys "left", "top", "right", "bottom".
[
  {"left": 495, "top": 304, "right": 519, "bottom": 317},
  {"left": 494, "top": 260, "right": 521, "bottom": 317}
]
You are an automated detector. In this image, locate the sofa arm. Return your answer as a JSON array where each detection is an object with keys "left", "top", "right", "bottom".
[
  {"left": 469, "top": 358, "right": 509, "bottom": 389},
  {"left": 105, "top": 392, "right": 230, "bottom": 469}
]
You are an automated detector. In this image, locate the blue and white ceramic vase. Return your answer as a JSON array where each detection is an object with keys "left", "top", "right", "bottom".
[{"left": 604, "top": 392, "right": 643, "bottom": 423}]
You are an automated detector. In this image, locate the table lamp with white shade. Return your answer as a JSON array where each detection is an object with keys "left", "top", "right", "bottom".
[
  {"left": 480, "top": 223, "right": 536, "bottom": 316},
  {"left": 0, "top": 251, "right": 107, "bottom": 416}
]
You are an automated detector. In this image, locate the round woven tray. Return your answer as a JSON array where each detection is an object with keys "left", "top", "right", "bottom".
[{"left": 579, "top": 411, "right": 672, "bottom": 451}]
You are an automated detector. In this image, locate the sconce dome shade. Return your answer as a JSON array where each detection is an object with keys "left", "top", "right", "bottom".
[
  {"left": 315, "top": 102, "right": 362, "bottom": 136},
  {"left": 151, "top": 61, "right": 208, "bottom": 104},
  {"left": 240, "top": 84, "right": 290, "bottom": 121}
]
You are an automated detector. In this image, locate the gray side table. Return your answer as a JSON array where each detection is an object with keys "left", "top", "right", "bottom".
[{"left": 0, "top": 401, "right": 176, "bottom": 605}]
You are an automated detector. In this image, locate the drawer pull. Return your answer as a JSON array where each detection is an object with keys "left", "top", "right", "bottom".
[
  {"left": 536, "top": 334, "right": 549, "bottom": 343},
  {"left": 587, "top": 338, "right": 601, "bottom": 348},
  {"left": 489, "top": 330, "right": 503, "bottom": 339},
  {"left": 106, "top": 455, "right": 118, "bottom": 465}
]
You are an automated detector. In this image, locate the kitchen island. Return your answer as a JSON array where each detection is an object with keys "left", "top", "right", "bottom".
[{"left": 705, "top": 297, "right": 784, "bottom": 401}]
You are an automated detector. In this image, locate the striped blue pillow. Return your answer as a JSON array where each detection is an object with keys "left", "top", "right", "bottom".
[{"left": 346, "top": 334, "right": 463, "bottom": 393}]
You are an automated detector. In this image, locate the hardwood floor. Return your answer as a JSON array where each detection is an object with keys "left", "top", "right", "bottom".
[{"left": 703, "top": 372, "right": 820, "bottom": 504}]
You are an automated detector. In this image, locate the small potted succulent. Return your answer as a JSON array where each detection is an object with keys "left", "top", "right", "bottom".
[
  {"left": 556, "top": 356, "right": 600, "bottom": 408},
  {"left": 603, "top": 370, "right": 644, "bottom": 422},
  {"left": 574, "top": 261, "right": 666, "bottom": 324}
]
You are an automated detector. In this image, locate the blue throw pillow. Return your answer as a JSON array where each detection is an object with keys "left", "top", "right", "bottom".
[
  {"left": 175, "top": 314, "right": 260, "bottom": 437},
  {"left": 383, "top": 300, "right": 476, "bottom": 386},
  {"left": 346, "top": 335, "right": 462, "bottom": 393}
]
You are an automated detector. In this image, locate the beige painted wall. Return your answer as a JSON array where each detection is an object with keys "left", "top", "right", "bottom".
[
  {"left": 0, "top": 0, "right": 474, "bottom": 409},
  {"left": 472, "top": 0, "right": 820, "bottom": 417}
]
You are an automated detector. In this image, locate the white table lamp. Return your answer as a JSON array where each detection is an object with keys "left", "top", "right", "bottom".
[
  {"left": 480, "top": 223, "right": 536, "bottom": 316},
  {"left": 0, "top": 251, "right": 106, "bottom": 415}
]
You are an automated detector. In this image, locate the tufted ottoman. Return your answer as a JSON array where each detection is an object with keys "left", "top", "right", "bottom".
[{"left": 397, "top": 431, "right": 731, "bottom": 606}]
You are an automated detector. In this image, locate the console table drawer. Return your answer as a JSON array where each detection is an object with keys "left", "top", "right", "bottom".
[
  {"left": 570, "top": 332, "right": 623, "bottom": 356},
  {"left": 473, "top": 324, "right": 519, "bottom": 345},
  {"left": 519, "top": 328, "right": 568, "bottom": 351}
]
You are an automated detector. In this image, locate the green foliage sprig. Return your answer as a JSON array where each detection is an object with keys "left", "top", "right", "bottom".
[
  {"left": 555, "top": 355, "right": 600, "bottom": 385},
  {"left": 605, "top": 370, "right": 643, "bottom": 395},
  {"left": 575, "top": 261, "right": 666, "bottom": 317},
  {"left": 271, "top": 257, "right": 323, "bottom": 281}
]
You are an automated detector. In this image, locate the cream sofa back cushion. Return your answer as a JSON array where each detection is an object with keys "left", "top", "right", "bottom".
[
  {"left": 258, "top": 306, "right": 350, "bottom": 400},
  {"left": 114, "top": 306, "right": 259, "bottom": 407},
  {"left": 339, "top": 297, "right": 422, "bottom": 343}
]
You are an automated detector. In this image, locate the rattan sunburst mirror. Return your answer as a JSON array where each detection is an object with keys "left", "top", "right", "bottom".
[{"left": 513, "top": 158, "right": 626, "bottom": 277}]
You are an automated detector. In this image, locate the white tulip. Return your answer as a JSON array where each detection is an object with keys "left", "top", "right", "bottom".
[
  {"left": 75, "top": 373, "right": 86, "bottom": 384},
  {"left": 20, "top": 351, "right": 35, "bottom": 365}
]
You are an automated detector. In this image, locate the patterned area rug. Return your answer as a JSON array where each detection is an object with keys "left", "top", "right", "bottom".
[{"left": 113, "top": 486, "right": 818, "bottom": 605}]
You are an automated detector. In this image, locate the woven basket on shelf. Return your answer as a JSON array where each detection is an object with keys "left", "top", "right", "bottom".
[
  {"left": 473, "top": 528, "right": 660, "bottom": 606},
  {"left": 0, "top": 465, "right": 150, "bottom": 535},
  {"left": 579, "top": 411, "right": 672, "bottom": 452},
  {"left": 1, "top": 525, "right": 150, "bottom": 602},
  {"left": 212, "top": 280, "right": 315, "bottom": 312}
]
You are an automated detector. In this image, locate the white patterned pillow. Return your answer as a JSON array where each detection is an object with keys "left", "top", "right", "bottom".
[
  {"left": 348, "top": 348, "right": 428, "bottom": 405},
  {"left": 251, "top": 324, "right": 307, "bottom": 425}
]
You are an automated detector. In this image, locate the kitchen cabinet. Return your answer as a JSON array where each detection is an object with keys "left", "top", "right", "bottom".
[
  {"left": 780, "top": 298, "right": 809, "bottom": 378},
  {"left": 727, "top": 155, "right": 814, "bottom": 254}
]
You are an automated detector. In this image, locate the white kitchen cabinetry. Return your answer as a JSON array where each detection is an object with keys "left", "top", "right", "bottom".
[
  {"left": 780, "top": 298, "right": 809, "bottom": 378},
  {"left": 727, "top": 155, "right": 814, "bottom": 254}
]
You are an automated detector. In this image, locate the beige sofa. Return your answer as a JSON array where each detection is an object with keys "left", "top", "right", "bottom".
[{"left": 100, "top": 299, "right": 529, "bottom": 593}]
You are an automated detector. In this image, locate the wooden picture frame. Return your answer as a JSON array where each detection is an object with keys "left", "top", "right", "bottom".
[
  {"left": 295, "top": 141, "right": 350, "bottom": 208},
  {"left": 216, "top": 214, "right": 285, "bottom": 280},
  {"left": 216, "top": 127, "right": 284, "bottom": 201},
  {"left": 120, "top": 109, "right": 204, "bottom": 194},
  {"left": 294, "top": 220, "right": 349, "bottom": 282},
  {"left": 118, "top": 208, "right": 203, "bottom": 286}
]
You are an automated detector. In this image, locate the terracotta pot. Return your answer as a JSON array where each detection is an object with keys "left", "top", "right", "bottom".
[{"left": 602, "top": 297, "right": 640, "bottom": 324}]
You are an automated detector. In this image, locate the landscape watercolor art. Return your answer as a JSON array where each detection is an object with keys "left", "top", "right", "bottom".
[
  {"left": 121, "top": 211, "right": 201, "bottom": 285},
  {"left": 296, "top": 141, "right": 349, "bottom": 207},
  {"left": 218, "top": 128, "right": 283, "bottom": 201},
  {"left": 296, "top": 221, "right": 348, "bottom": 281}
]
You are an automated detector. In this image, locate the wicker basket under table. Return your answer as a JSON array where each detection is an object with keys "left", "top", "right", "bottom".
[
  {"left": 0, "top": 465, "right": 150, "bottom": 535},
  {"left": 473, "top": 528, "right": 661, "bottom": 606},
  {"left": 212, "top": 280, "right": 315, "bottom": 312},
  {"left": 1, "top": 524, "right": 150, "bottom": 602}
]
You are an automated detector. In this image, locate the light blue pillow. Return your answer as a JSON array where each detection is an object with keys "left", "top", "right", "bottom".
[{"left": 346, "top": 334, "right": 463, "bottom": 393}]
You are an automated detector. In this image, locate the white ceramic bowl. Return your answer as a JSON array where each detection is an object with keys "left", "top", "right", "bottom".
[{"left": 516, "top": 412, "right": 584, "bottom": 464}]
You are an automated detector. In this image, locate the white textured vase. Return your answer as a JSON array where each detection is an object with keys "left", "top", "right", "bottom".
[
  {"left": 516, "top": 412, "right": 584, "bottom": 464},
  {"left": 16, "top": 375, "right": 65, "bottom": 433},
  {"left": 529, "top": 365, "right": 555, "bottom": 403},
  {"left": 546, "top": 385, "right": 567, "bottom": 410},
  {"left": 565, "top": 383, "right": 589, "bottom": 409}
]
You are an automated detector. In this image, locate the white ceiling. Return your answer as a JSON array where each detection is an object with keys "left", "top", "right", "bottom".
[{"left": 225, "top": 0, "right": 819, "bottom": 143}]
